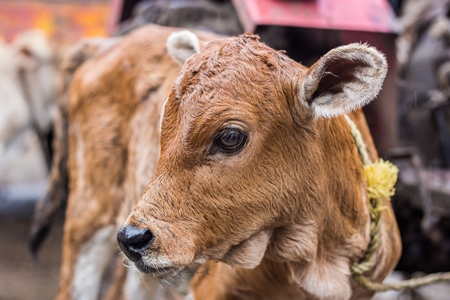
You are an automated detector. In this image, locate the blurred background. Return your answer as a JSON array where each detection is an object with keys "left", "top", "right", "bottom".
[{"left": 1, "top": 0, "right": 450, "bottom": 299}]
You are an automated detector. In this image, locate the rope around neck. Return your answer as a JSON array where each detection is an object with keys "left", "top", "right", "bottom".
[{"left": 345, "top": 115, "right": 450, "bottom": 292}]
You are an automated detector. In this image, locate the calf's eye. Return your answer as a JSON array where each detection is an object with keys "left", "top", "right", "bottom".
[{"left": 211, "top": 127, "right": 248, "bottom": 155}]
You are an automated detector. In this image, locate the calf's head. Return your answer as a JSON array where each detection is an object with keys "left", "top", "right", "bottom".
[{"left": 118, "top": 33, "right": 387, "bottom": 282}]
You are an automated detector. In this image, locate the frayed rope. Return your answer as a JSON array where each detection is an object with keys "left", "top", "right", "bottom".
[{"left": 345, "top": 115, "right": 450, "bottom": 293}]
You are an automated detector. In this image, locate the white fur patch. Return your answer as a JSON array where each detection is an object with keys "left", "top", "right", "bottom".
[
  {"left": 166, "top": 30, "right": 200, "bottom": 66},
  {"left": 185, "top": 290, "right": 195, "bottom": 300},
  {"left": 141, "top": 253, "right": 173, "bottom": 268},
  {"left": 124, "top": 265, "right": 164, "bottom": 300},
  {"left": 299, "top": 256, "right": 352, "bottom": 300},
  {"left": 72, "top": 225, "right": 117, "bottom": 300},
  {"left": 124, "top": 264, "right": 191, "bottom": 300}
]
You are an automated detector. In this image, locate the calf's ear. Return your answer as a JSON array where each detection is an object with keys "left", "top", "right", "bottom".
[
  {"left": 299, "top": 43, "right": 387, "bottom": 118},
  {"left": 166, "top": 30, "right": 200, "bottom": 65}
]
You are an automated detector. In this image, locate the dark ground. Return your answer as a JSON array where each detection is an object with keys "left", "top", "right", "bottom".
[{"left": 0, "top": 199, "right": 62, "bottom": 300}]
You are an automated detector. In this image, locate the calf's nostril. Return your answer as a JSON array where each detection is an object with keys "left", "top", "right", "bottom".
[
  {"left": 128, "top": 229, "right": 153, "bottom": 250},
  {"left": 117, "top": 226, "right": 154, "bottom": 262}
]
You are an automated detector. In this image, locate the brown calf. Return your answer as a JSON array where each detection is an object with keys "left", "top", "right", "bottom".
[{"left": 118, "top": 33, "right": 402, "bottom": 299}]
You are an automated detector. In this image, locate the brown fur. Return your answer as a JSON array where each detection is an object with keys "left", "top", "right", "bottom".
[
  {"left": 29, "top": 36, "right": 119, "bottom": 256},
  {"left": 123, "top": 35, "right": 402, "bottom": 299}
]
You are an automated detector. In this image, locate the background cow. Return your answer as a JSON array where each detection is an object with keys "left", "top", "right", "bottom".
[
  {"left": 30, "top": 24, "right": 221, "bottom": 300},
  {"left": 0, "top": 29, "right": 59, "bottom": 185}
]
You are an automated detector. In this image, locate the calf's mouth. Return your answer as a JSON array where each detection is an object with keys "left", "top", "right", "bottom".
[{"left": 117, "top": 219, "right": 198, "bottom": 279}]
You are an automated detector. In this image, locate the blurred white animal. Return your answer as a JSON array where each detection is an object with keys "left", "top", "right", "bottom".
[{"left": 0, "top": 29, "right": 59, "bottom": 184}]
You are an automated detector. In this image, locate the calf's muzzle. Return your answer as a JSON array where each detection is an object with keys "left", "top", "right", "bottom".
[{"left": 117, "top": 226, "right": 154, "bottom": 262}]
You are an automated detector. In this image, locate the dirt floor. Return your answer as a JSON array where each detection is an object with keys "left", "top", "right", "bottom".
[{"left": 0, "top": 200, "right": 63, "bottom": 300}]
